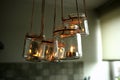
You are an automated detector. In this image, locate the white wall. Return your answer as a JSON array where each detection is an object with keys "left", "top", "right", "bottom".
[
  {"left": 82, "top": 11, "right": 110, "bottom": 80},
  {"left": 0, "top": 0, "right": 109, "bottom": 80},
  {"left": 100, "top": 7, "right": 120, "bottom": 60}
]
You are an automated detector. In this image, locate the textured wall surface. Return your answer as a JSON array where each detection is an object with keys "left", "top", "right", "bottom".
[{"left": 0, "top": 62, "right": 83, "bottom": 80}]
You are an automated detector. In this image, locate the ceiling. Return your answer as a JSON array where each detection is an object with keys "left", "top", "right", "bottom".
[
  {"left": 82, "top": 0, "right": 109, "bottom": 9},
  {"left": 46, "top": 0, "right": 109, "bottom": 10}
]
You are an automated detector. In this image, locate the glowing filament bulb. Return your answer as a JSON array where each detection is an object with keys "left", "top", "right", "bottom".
[
  {"left": 60, "top": 48, "right": 63, "bottom": 53},
  {"left": 29, "top": 49, "right": 32, "bottom": 53},
  {"left": 82, "top": 28, "right": 85, "bottom": 32},
  {"left": 46, "top": 50, "right": 49, "bottom": 55},
  {"left": 59, "top": 47, "right": 65, "bottom": 59},
  {"left": 70, "top": 46, "right": 75, "bottom": 53},
  {"left": 33, "top": 51, "right": 40, "bottom": 57}
]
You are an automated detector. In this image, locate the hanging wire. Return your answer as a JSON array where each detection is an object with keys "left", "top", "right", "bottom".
[
  {"left": 61, "top": 0, "right": 65, "bottom": 27},
  {"left": 53, "top": 0, "right": 64, "bottom": 34},
  {"left": 29, "top": 0, "right": 35, "bottom": 33},
  {"left": 53, "top": 0, "right": 56, "bottom": 33},
  {"left": 75, "top": 0, "right": 79, "bottom": 16},
  {"left": 83, "top": 0, "right": 87, "bottom": 17},
  {"left": 40, "top": 0, "right": 45, "bottom": 36},
  {"left": 61, "top": 0, "right": 66, "bottom": 34},
  {"left": 61, "top": 0, "right": 64, "bottom": 21},
  {"left": 75, "top": 0, "right": 81, "bottom": 29}
]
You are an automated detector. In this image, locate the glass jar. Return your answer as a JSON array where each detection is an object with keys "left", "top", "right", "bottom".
[
  {"left": 63, "top": 13, "right": 89, "bottom": 36},
  {"left": 23, "top": 33, "right": 44, "bottom": 62},
  {"left": 54, "top": 26, "right": 82, "bottom": 60},
  {"left": 41, "top": 40, "right": 55, "bottom": 62},
  {"left": 53, "top": 37, "right": 66, "bottom": 60}
]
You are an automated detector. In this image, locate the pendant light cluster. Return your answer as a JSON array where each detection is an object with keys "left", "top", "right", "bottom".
[{"left": 23, "top": 0, "right": 89, "bottom": 62}]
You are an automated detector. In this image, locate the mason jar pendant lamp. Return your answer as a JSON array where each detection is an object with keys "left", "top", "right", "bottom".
[
  {"left": 54, "top": 33, "right": 82, "bottom": 60},
  {"left": 61, "top": 0, "right": 89, "bottom": 36},
  {"left": 53, "top": 0, "right": 88, "bottom": 60},
  {"left": 23, "top": 0, "right": 89, "bottom": 62},
  {"left": 23, "top": 0, "right": 45, "bottom": 62}
]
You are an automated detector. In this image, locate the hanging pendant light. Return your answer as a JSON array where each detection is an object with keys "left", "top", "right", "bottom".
[
  {"left": 23, "top": 34, "right": 44, "bottom": 62},
  {"left": 53, "top": 0, "right": 88, "bottom": 60},
  {"left": 54, "top": 33, "right": 83, "bottom": 60},
  {"left": 61, "top": 0, "right": 89, "bottom": 36},
  {"left": 23, "top": 0, "right": 45, "bottom": 62},
  {"left": 69, "top": 0, "right": 89, "bottom": 35},
  {"left": 25, "top": 0, "right": 57, "bottom": 62},
  {"left": 41, "top": 0, "right": 57, "bottom": 62},
  {"left": 22, "top": 0, "right": 89, "bottom": 62}
]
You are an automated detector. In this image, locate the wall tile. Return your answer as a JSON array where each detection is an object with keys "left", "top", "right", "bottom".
[{"left": 0, "top": 62, "right": 83, "bottom": 80}]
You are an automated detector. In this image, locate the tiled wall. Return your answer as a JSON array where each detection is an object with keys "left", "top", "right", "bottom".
[{"left": 0, "top": 62, "right": 83, "bottom": 80}]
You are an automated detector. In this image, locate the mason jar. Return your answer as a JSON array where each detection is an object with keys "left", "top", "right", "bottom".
[
  {"left": 63, "top": 13, "right": 89, "bottom": 36},
  {"left": 23, "top": 33, "right": 44, "bottom": 62},
  {"left": 41, "top": 39, "right": 55, "bottom": 62},
  {"left": 53, "top": 26, "right": 82, "bottom": 60}
]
